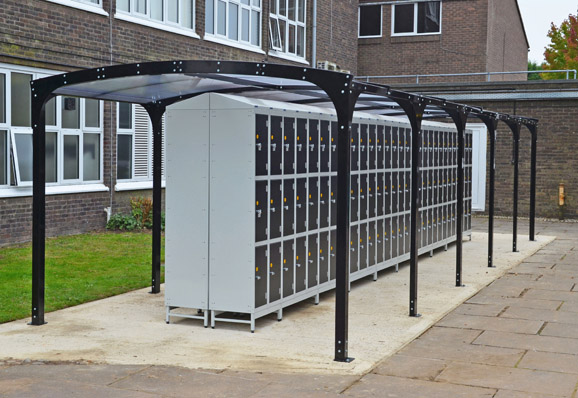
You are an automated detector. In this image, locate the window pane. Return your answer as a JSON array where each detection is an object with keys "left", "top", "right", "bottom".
[
  {"left": 270, "top": 0, "right": 276, "bottom": 14},
  {"left": 229, "top": 2, "right": 239, "bottom": 40},
  {"left": 279, "top": 0, "right": 286, "bottom": 16},
  {"left": 14, "top": 133, "right": 33, "bottom": 182},
  {"left": 251, "top": 10, "right": 259, "bottom": 45},
  {"left": 11, "top": 73, "right": 32, "bottom": 127},
  {"left": 279, "top": 19, "right": 286, "bottom": 51},
  {"left": 417, "top": 1, "right": 440, "bottom": 33},
  {"left": 182, "top": 0, "right": 193, "bottom": 28},
  {"left": 297, "top": 0, "right": 304, "bottom": 22},
  {"left": 45, "top": 97, "right": 57, "bottom": 126},
  {"left": 62, "top": 97, "right": 80, "bottom": 129},
  {"left": 117, "top": 0, "right": 130, "bottom": 11},
  {"left": 118, "top": 102, "right": 132, "bottom": 129},
  {"left": 117, "top": 134, "right": 133, "bottom": 180},
  {"left": 252, "top": 0, "right": 259, "bottom": 6},
  {"left": 288, "top": 23, "right": 295, "bottom": 53},
  {"left": 217, "top": 0, "right": 226, "bottom": 35},
  {"left": 63, "top": 135, "right": 79, "bottom": 180},
  {"left": 394, "top": 4, "right": 414, "bottom": 33},
  {"left": 241, "top": 0, "right": 249, "bottom": 4},
  {"left": 241, "top": 8, "right": 250, "bottom": 41},
  {"left": 151, "top": 0, "right": 163, "bottom": 20},
  {"left": 288, "top": 0, "right": 295, "bottom": 20},
  {"left": 205, "top": 0, "right": 214, "bottom": 33},
  {"left": 83, "top": 133, "right": 100, "bottom": 181},
  {"left": 359, "top": 5, "right": 381, "bottom": 37},
  {"left": 85, "top": 99, "right": 100, "bottom": 128},
  {"left": 270, "top": 18, "right": 281, "bottom": 49},
  {"left": 46, "top": 131, "right": 57, "bottom": 183},
  {"left": 0, "top": 130, "right": 6, "bottom": 185},
  {"left": 167, "top": 0, "right": 178, "bottom": 22},
  {"left": 296, "top": 25, "right": 304, "bottom": 56},
  {"left": 0, "top": 74, "right": 5, "bottom": 124},
  {"left": 136, "top": 0, "right": 147, "bottom": 13}
]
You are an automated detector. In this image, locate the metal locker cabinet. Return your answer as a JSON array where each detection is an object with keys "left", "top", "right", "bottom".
[
  {"left": 350, "top": 225, "right": 359, "bottom": 273},
  {"left": 384, "top": 217, "right": 391, "bottom": 261},
  {"left": 369, "top": 124, "right": 377, "bottom": 170},
  {"left": 428, "top": 208, "right": 434, "bottom": 247},
  {"left": 270, "top": 116, "right": 283, "bottom": 175},
  {"left": 377, "top": 125, "right": 385, "bottom": 169},
  {"left": 296, "top": 119, "right": 307, "bottom": 174},
  {"left": 283, "top": 117, "right": 295, "bottom": 174},
  {"left": 384, "top": 125, "right": 392, "bottom": 169},
  {"left": 319, "top": 231, "right": 330, "bottom": 284},
  {"left": 359, "top": 174, "right": 368, "bottom": 221},
  {"left": 391, "top": 216, "right": 398, "bottom": 259},
  {"left": 398, "top": 216, "right": 405, "bottom": 255},
  {"left": 255, "top": 246, "right": 268, "bottom": 308},
  {"left": 330, "top": 122, "right": 338, "bottom": 172},
  {"left": 330, "top": 176, "right": 337, "bottom": 226},
  {"left": 376, "top": 219, "right": 384, "bottom": 264},
  {"left": 360, "top": 124, "right": 368, "bottom": 171},
  {"left": 256, "top": 114, "right": 268, "bottom": 176},
  {"left": 376, "top": 172, "right": 384, "bottom": 217},
  {"left": 391, "top": 173, "right": 398, "bottom": 214},
  {"left": 368, "top": 173, "right": 377, "bottom": 219},
  {"left": 296, "top": 178, "right": 307, "bottom": 233},
  {"left": 420, "top": 210, "right": 427, "bottom": 248},
  {"left": 319, "top": 176, "right": 330, "bottom": 229},
  {"left": 283, "top": 179, "right": 295, "bottom": 236},
  {"left": 391, "top": 127, "right": 399, "bottom": 167},
  {"left": 368, "top": 221, "right": 376, "bottom": 267},
  {"left": 404, "top": 213, "right": 410, "bottom": 255},
  {"left": 432, "top": 207, "right": 438, "bottom": 244},
  {"left": 307, "top": 234, "right": 319, "bottom": 289},
  {"left": 404, "top": 171, "right": 410, "bottom": 212},
  {"left": 255, "top": 181, "right": 268, "bottom": 242},
  {"left": 269, "top": 243, "right": 282, "bottom": 303},
  {"left": 282, "top": 240, "right": 294, "bottom": 298},
  {"left": 359, "top": 223, "right": 368, "bottom": 270},
  {"left": 320, "top": 120, "right": 330, "bottom": 172},
  {"left": 329, "top": 230, "right": 337, "bottom": 281},
  {"left": 270, "top": 180, "right": 282, "bottom": 239},
  {"left": 351, "top": 123, "right": 359, "bottom": 171},
  {"left": 350, "top": 176, "right": 359, "bottom": 223},
  {"left": 384, "top": 172, "right": 391, "bottom": 214},
  {"left": 308, "top": 119, "right": 319, "bottom": 173},
  {"left": 308, "top": 177, "right": 319, "bottom": 231},
  {"left": 295, "top": 237, "right": 307, "bottom": 293}
]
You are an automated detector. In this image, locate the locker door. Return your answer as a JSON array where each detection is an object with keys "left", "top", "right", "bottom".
[
  {"left": 432, "top": 207, "right": 438, "bottom": 244},
  {"left": 255, "top": 181, "right": 268, "bottom": 242},
  {"left": 308, "top": 234, "right": 319, "bottom": 289},
  {"left": 256, "top": 114, "right": 268, "bottom": 176},
  {"left": 359, "top": 223, "right": 368, "bottom": 270},
  {"left": 420, "top": 210, "right": 427, "bottom": 248},
  {"left": 295, "top": 237, "right": 307, "bottom": 292},
  {"left": 351, "top": 124, "right": 359, "bottom": 171},
  {"left": 397, "top": 172, "right": 403, "bottom": 213},
  {"left": 282, "top": 240, "right": 294, "bottom": 298},
  {"left": 432, "top": 130, "right": 438, "bottom": 169},
  {"left": 308, "top": 119, "right": 319, "bottom": 173},
  {"left": 319, "top": 231, "right": 329, "bottom": 284},
  {"left": 404, "top": 171, "right": 410, "bottom": 212},
  {"left": 391, "top": 173, "right": 398, "bottom": 214},
  {"left": 296, "top": 118, "right": 307, "bottom": 174},
  {"left": 330, "top": 122, "right": 338, "bottom": 172},
  {"left": 428, "top": 208, "right": 434, "bottom": 246},
  {"left": 269, "top": 243, "right": 282, "bottom": 303},
  {"left": 283, "top": 179, "right": 295, "bottom": 236},
  {"left": 350, "top": 226, "right": 359, "bottom": 273},
  {"left": 398, "top": 130, "right": 405, "bottom": 170},
  {"left": 359, "top": 174, "right": 368, "bottom": 221},
  {"left": 308, "top": 177, "right": 319, "bottom": 231},
  {"left": 428, "top": 133, "right": 434, "bottom": 170},
  {"left": 368, "top": 221, "right": 376, "bottom": 267},
  {"left": 270, "top": 116, "right": 283, "bottom": 175},
  {"left": 319, "top": 176, "right": 330, "bottom": 229},
  {"left": 391, "top": 216, "right": 398, "bottom": 259},
  {"left": 376, "top": 219, "right": 384, "bottom": 264},
  {"left": 255, "top": 246, "right": 268, "bottom": 308},
  {"left": 428, "top": 170, "right": 434, "bottom": 207},
  {"left": 368, "top": 173, "right": 376, "bottom": 219},
  {"left": 384, "top": 125, "right": 392, "bottom": 169},
  {"left": 359, "top": 124, "right": 368, "bottom": 171},
  {"left": 330, "top": 176, "right": 337, "bottom": 226},
  {"left": 432, "top": 169, "right": 438, "bottom": 206},
  {"left": 350, "top": 176, "right": 359, "bottom": 223},
  {"left": 384, "top": 217, "right": 391, "bottom": 261},
  {"left": 320, "top": 120, "right": 330, "bottom": 172},
  {"left": 283, "top": 117, "right": 295, "bottom": 174},
  {"left": 441, "top": 206, "right": 447, "bottom": 240},
  {"left": 376, "top": 172, "right": 384, "bottom": 217},
  {"left": 385, "top": 172, "right": 392, "bottom": 214},
  {"left": 296, "top": 178, "right": 307, "bottom": 234},
  {"left": 398, "top": 216, "right": 405, "bottom": 255},
  {"left": 404, "top": 213, "right": 410, "bottom": 255},
  {"left": 391, "top": 127, "right": 399, "bottom": 168},
  {"left": 369, "top": 124, "right": 377, "bottom": 170},
  {"left": 377, "top": 125, "right": 385, "bottom": 170},
  {"left": 405, "top": 130, "right": 411, "bottom": 169},
  {"left": 270, "top": 180, "right": 282, "bottom": 239},
  {"left": 330, "top": 229, "right": 337, "bottom": 280}
]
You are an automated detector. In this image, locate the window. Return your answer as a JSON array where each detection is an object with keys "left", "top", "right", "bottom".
[
  {"left": 358, "top": 5, "right": 381, "bottom": 38},
  {"left": 206, "top": 0, "right": 262, "bottom": 48},
  {"left": 0, "top": 64, "right": 104, "bottom": 190},
  {"left": 392, "top": 1, "right": 441, "bottom": 36},
  {"left": 117, "top": 103, "right": 134, "bottom": 180},
  {"left": 269, "top": 0, "right": 305, "bottom": 57},
  {"left": 43, "top": 0, "right": 108, "bottom": 16},
  {"left": 116, "top": 0, "right": 195, "bottom": 30}
]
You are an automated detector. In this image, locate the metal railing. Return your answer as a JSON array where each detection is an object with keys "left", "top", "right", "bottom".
[{"left": 357, "top": 69, "right": 578, "bottom": 84}]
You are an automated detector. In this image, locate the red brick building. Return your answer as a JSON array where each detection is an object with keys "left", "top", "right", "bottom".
[{"left": 357, "top": 0, "right": 529, "bottom": 83}]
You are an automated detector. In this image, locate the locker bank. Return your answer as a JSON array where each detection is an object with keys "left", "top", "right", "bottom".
[{"left": 164, "top": 93, "right": 473, "bottom": 331}]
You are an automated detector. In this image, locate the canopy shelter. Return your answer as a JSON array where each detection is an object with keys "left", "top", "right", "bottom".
[{"left": 29, "top": 61, "right": 538, "bottom": 362}]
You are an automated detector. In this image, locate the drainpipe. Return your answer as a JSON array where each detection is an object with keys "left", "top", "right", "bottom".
[{"left": 312, "top": 0, "right": 317, "bottom": 67}]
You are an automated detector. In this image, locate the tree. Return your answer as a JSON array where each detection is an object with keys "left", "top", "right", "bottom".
[
  {"left": 542, "top": 13, "right": 578, "bottom": 80},
  {"left": 527, "top": 61, "right": 543, "bottom": 80}
]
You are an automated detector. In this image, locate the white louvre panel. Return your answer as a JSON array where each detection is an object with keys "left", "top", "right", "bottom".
[{"left": 134, "top": 105, "right": 150, "bottom": 178}]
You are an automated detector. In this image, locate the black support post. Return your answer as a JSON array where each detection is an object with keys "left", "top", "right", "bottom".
[
  {"left": 528, "top": 124, "right": 538, "bottom": 241},
  {"left": 479, "top": 115, "right": 498, "bottom": 268},
  {"left": 144, "top": 103, "right": 166, "bottom": 294},
  {"left": 506, "top": 121, "right": 521, "bottom": 252}
]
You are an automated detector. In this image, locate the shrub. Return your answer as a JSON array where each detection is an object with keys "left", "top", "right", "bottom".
[{"left": 106, "top": 196, "right": 165, "bottom": 232}]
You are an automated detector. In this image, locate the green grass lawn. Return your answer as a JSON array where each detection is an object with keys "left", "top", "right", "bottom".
[{"left": 0, "top": 232, "right": 164, "bottom": 324}]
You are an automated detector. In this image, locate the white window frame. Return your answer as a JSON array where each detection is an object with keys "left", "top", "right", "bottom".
[
  {"left": 268, "top": 0, "right": 307, "bottom": 61},
  {"left": 115, "top": 0, "right": 200, "bottom": 39},
  {"left": 205, "top": 0, "right": 263, "bottom": 53},
  {"left": 43, "top": 0, "right": 109, "bottom": 16},
  {"left": 391, "top": 1, "right": 442, "bottom": 37},
  {"left": 116, "top": 103, "right": 136, "bottom": 182},
  {"left": 358, "top": 4, "right": 382, "bottom": 39}
]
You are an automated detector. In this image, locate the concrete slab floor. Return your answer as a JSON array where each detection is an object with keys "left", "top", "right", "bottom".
[{"left": 0, "top": 231, "right": 551, "bottom": 376}]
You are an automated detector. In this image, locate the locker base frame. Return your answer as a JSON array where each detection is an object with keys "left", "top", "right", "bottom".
[{"left": 166, "top": 306, "right": 210, "bottom": 328}]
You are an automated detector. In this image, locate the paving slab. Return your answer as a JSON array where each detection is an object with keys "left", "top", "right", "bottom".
[
  {"left": 523, "top": 289, "right": 578, "bottom": 303},
  {"left": 465, "top": 296, "right": 562, "bottom": 310},
  {"left": 372, "top": 355, "right": 447, "bottom": 381},
  {"left": 559, "top": 302, "right": 578, "bottom": 313},
  {"left": 501, "top": 306, "right": 578, "bottom": 324},
  {"left": 493, "top": 389, "right": 566, "bottom": 398},
  {"left": 518, "top": 351, "right": 578, "bottom": 375},
  {"left": 415, "top": 326, "right": 482, "bottom": 344},
  {"left": 436, "top": 362, "right": 578, "bottom": 396},
  {"left": 436, "top": 313, "right": 543, "bottom": 334},
  {"left": 473, "top": 330, "right": 578, "bottom": 355},
  {"left": 540, "top": 322, "right": 578, "bottom": 339},
  {"left": 452, "top": 303, "right": 506, "bottom": 317}
]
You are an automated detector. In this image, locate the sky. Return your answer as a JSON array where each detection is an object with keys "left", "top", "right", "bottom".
[{"left": 517, "top": 0, "right": 578, "bottom": 63}]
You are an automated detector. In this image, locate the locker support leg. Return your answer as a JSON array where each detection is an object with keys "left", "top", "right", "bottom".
[
  {"left": 373, "top": 269, "right": 378, "bottom": 281},
  {"left": 211, "top": 310, "right": 216, "bottom": 329},
  {"left": 315, "top": 293, "right": 320, "bottom": 305},
  {"left": 204, "top": 311, "right": 209, "bottom": 328},
  {"left": 277, "top": 308, "right": 283, "bottom": 321},
  {"left": 250, "top": 315, "right": 255, "bottom": 333}
]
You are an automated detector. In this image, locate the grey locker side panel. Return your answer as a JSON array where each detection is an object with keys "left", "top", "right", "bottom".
[{"left": 165, "top": 109, "right": 210, "bottom": 310}]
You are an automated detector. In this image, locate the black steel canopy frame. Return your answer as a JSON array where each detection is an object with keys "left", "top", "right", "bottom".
[{"left": 29, "top": 60, "right": 538, "bottom": 363}]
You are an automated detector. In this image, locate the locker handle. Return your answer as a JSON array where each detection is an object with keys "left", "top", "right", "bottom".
[
  {"left": 320, "top": 200, "right": 326, "bottom": 204},
  {"left": 271, "top": 143, "right": 277, "bottom": 151},
  {"left": 330, "top": 253, "right": 336, "bottom": 257},
  {"left": 369, "top": 145, "right": 374, "bottom": 151},
  {"left": 350, "top": 248, "right": 355, "bottom": 252},
  {"left": 297, "top": 144, "right": 303, "bottom": 151},
  {"left": 283, "top": 267, "right": 289, "bottom": 271},
  {"left": 284, "top": 143, "right": 290, "bottom": 151},
  {"left": 376, "top": 193, "right": 381, "bottom": 196},
  {"left": 351, "top": 145, "right": 356, "bottom": 151},
  {"left": 284, "top": 205, "right": 289, "bottom": 210},
  {"left": 255, "top": 276, "right": 261, "bottom": 280},
  {"left": 256, "top": 143, "right": 262, "bottom": 151},
  {"left": 377, "top": 239, "right": 381, "bottom": 243},
  {"left": 368, "top": 194, "right": 373, "bottom": 198},
  {"left": 360, "top": 145, "right": 365, "bottom": 152},
  {"left": 271, "top": 207, "right": 276, "bottom": 213},
  {"left": 320, "top": 256, "right": 325, "bottom": 261},
  {"left": 309, "top": 144, "right": 315, "bottom": 151},
  {"left": 378, "top": 146, "right": 382, "bottom": 151},
  {"left": 309, "top": 202, "right": 315, "bottom": 206},
  {"left": 270, "top": 271, "right": 276, "bottom": 276},
  {"left": 332, "top": 144, "right": 337, "bottom": 151},
  {"left": 296, "top": 263, "right": 302, "bottom": 268},
  {"left": 296, "top": 203, "right": 302, "bottom": 208},
  {"left": 351, "top": 196, "right": 356, "bottom": 201},
  {"left": 368, "top": 242, "right": 373, "bottom": 246},
  {"left": 256, "top": 209, "right": 262, "bottom": 218},
  {"left": 360, "top": 195, "right": 365, "bottom": 199},
  {"left": 360, "top": 245, "right": 364, "bottom": 249},
  {"left": 331, "top": 199, "right": 336, "bottom": 203},
  {"left": 308, "top": 260, "right": 314, "bottom": 264}
]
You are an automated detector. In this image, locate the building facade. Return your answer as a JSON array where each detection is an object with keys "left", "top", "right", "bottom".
[{"left": 357, "top": 0, "right": 529, "bottom": 83}]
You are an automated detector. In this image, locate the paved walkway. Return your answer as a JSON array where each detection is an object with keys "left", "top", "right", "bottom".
[{"left": 1, "top": 218, "right": 578, "bottom": 397}]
